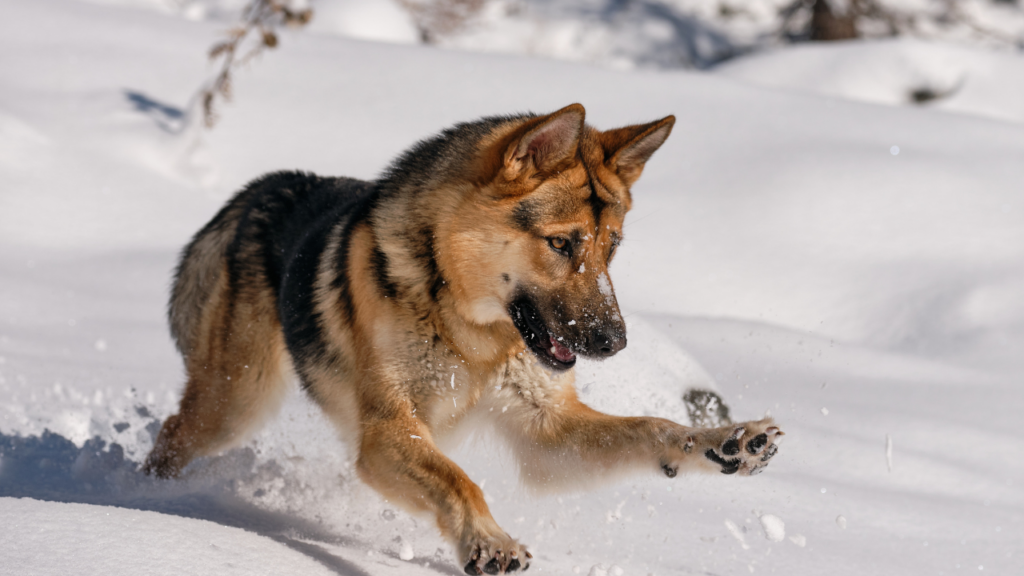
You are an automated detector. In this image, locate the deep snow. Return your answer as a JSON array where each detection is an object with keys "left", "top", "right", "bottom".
[{"left": 1, "top": 0, "right": 1023, "bottom": 575}]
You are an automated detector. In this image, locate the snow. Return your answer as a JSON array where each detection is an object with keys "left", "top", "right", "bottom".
[
  {"left": 715, "top": 38, "right": 1024, "bottom": 125},
  {"left": 1, "top": 0, "right": 1023, "bottom": 574},
  {"left": 0, "top": 497, "right": 335, "bottom": 576},
  {"left": 307, "top": 0, "right": 419, "bottom": 44},
  {"left": 724, "top": 518, "right": 749, "bottom": 549},
  {"left": 759, "top": 513, "right": 786, "bottom": 542},
  {"left": 886, "top": 433, "right": 894, "bottom": 473},
  {"left": 399, "top": 539, "right": 415, "bottom": 562},
  {"left": 585, "top": 564, "right": 623, "bottom": 576}
]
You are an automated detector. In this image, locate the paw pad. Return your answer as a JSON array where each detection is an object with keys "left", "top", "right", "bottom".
[
  {"left": 464, "top": 545, "right": 530, "bottom": 574},
  {"left": 662, "top": 462, "right": 678, "bottom": 478},
  {"left": 704, "top": 448, "right": 741, "bottom": 474},
  {"left": 721, "top": 428, "right": 744, "bottom": 456},
  {"left": 746, "top": 433, "right": 768, "bottom": 454},
  {"left": 702, "top": 422, "right": 783, "bottom": 475}
]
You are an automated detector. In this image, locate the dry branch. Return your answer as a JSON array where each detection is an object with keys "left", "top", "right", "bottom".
[{"left": 200, "top": 0, "right": 312, "bottom": 128}]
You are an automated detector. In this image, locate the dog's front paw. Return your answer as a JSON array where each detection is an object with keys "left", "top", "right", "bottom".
[
  {"left": 700, "top": 419, "right": 784, "bottom": 476},
  {"left": 661, "top": 418, "right": 784, "bottom": 477},
  {"left": 462, "top": 531, "right": 531, "bottom": 574}
]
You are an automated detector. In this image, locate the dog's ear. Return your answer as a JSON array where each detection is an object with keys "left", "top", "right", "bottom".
[
  {"left": 600, "top": 115, "right": 675, "bottom": 187},
  {"left": 503, "top": 103, "right": 585, "bottom": 181}
]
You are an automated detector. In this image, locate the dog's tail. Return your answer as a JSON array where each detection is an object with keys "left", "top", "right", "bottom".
[{"left": 167, "top": 195, "right": 247, "bottom": 358}]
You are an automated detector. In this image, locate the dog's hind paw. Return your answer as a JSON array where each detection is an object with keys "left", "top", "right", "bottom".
[
  {"left": 462, "top": 535, "right": 531, "bottom": 574},
  {"left": 700, "top": 419, "right": 784, "bottom": 476},
  {"left": 683, "top": 388, "right": 732, "bottom": 428}
]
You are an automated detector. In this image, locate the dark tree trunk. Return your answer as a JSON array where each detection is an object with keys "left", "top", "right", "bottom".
[{"left": 810, "top": 0, "right": 859, "bottom": 41}]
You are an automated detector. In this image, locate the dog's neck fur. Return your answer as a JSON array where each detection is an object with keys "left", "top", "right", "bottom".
[{"left": 367, "top": 116, "right": 533, "bottom": 374}]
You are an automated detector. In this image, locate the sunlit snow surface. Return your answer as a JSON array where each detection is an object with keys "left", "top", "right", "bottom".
[{"left": 1, "top": 1, "right": 1023, "bottom": 575}]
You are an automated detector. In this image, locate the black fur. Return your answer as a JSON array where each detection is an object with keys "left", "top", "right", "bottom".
[
  {"left": 330, "top": 180, "right": 378, "bottom": 321},
  {"left": 511, "top": 200, "right": 538, "bottom": 232},
  {"left": 370, "top": 242, "right": 399, "bottom": 300},
  {"left": 583, "top": 166, "right": 607, "bottom": 231},
  {"left": 187, "top": 172, "right": 376, "bottom": 389},
  {"left": 376, "top": 113, "right": 532, "bottom": 200}
]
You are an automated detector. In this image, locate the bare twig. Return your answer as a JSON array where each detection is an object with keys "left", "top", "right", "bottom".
[{"left": 200, "top": 0, "right": 313, "bottom": 128}]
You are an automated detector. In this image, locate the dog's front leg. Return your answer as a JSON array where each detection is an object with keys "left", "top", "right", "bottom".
[
  {"left": 500, "top": 391, "right": 783, "bottom": 486},
  {"left": 357, "top": 411, "right": 530, "bottom": 574}
]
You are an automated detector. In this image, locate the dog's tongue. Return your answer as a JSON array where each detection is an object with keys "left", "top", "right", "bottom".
[{"left": 548, "top": 336, "right": 576, "bottom": 363}]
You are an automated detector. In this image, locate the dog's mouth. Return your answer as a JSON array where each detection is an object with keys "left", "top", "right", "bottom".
[{"left": 508, "top": 297, "right": 576, "bottom": 371}]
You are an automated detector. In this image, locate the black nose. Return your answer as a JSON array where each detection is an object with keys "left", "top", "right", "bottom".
[{"left": 591, "top": 329, "right": 626, "bottom": 358}]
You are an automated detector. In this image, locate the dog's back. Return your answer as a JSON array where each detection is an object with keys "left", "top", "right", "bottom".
[{"left": 168, "top": 172, "right": 375, "bottom": 358}]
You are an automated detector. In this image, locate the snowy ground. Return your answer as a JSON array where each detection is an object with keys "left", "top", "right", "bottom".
[{"left": 2, "top": 0, "right": 1023, "bottom": 574}]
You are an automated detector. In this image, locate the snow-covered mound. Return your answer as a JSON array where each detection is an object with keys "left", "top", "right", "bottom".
[
  {"left": 715, "top": 38, "right": 1024, "bottom": 124},
  {"left": 1, "top": 0, "right": 1022, "bottom": 574}
]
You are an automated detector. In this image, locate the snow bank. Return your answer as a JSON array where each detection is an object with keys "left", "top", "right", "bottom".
[{"left": 715, "top": 38, "right": 1024, "bottom": 124}]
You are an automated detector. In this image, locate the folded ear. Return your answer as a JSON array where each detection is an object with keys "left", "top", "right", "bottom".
[
  {"left": 503, "top": 103, "right": 585, "bottom": 180},
  {"left": 600, "top": 115, "right": 675, "bottom": 187}
]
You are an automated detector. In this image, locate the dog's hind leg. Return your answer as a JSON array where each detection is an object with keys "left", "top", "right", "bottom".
[{"left": 144, "top": 275, "right": 290, "bottom": 478}]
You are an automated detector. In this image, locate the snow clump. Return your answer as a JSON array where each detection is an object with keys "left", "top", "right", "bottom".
[{"left": 759, "top": 513, "right": 785, "bottom": 542}]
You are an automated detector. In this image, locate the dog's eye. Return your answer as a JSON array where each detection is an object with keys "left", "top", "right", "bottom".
[{"left": 548, "top": 237, "right": 571, "bottom": 256}]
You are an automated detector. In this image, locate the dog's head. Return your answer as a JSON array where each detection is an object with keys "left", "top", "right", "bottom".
[{"left": 442, "top": 104, "right": 674, "bottom": 371}]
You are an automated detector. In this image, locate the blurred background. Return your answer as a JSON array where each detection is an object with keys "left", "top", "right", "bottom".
[{"left": 96, "top": 0, "right": 1024, "bottom": 69}]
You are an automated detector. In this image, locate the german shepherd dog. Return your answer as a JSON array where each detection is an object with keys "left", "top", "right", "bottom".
[{"left": 144, "top": 104, "right": 783, "bottom": 574}]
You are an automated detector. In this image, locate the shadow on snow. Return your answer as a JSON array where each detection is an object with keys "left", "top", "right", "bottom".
[{"left": 0, "top": 429, "right": 462, "bottom": 576}]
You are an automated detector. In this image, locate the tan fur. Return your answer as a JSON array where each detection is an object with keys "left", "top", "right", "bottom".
[{"left": 145, "top": 104, "right": 783, "bottom": 574}]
